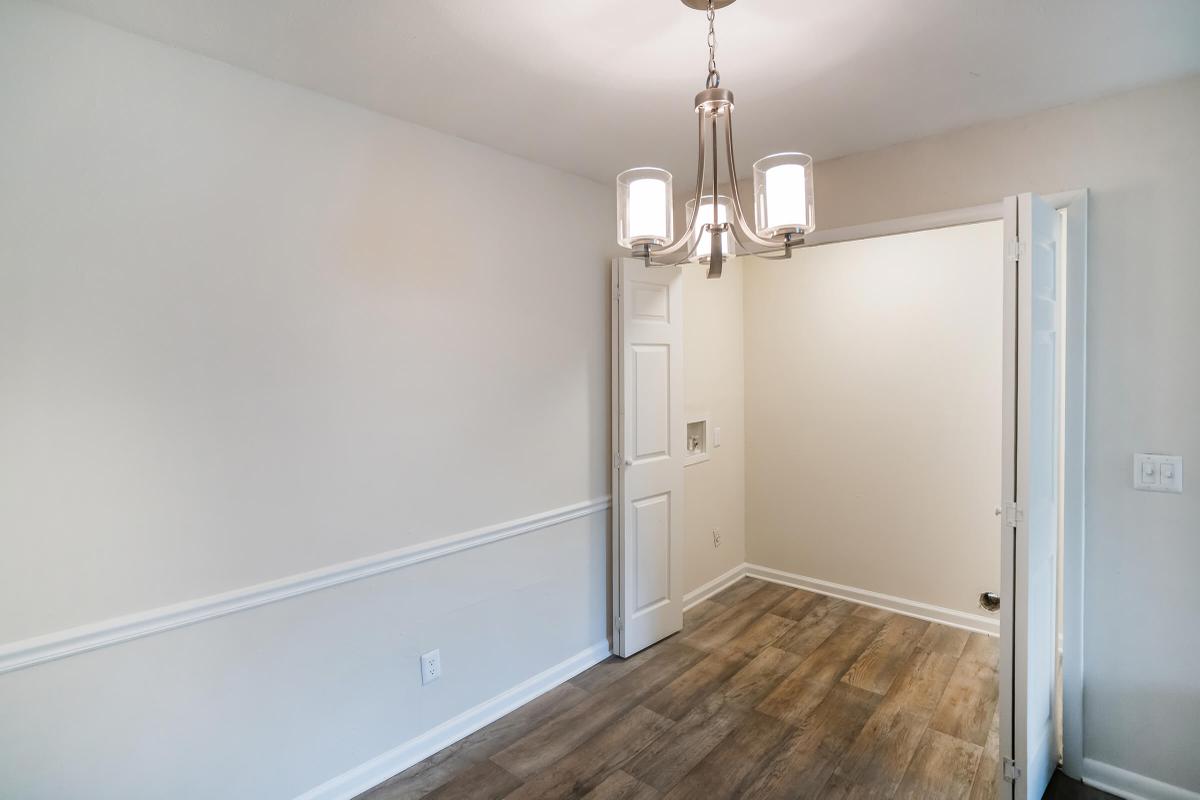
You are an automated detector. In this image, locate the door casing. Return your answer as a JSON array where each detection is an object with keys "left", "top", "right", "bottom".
[{"left": 608, "top": 190, "right": 1087, "bottom": 778}]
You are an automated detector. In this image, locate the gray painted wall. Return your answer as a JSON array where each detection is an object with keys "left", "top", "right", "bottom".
[{"left": 0, "top": 3, "right": 611, "bottom": 797}]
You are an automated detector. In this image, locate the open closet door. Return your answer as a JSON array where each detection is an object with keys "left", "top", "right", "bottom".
[
  {"left": 611, "top": 257, "right": 684, "bottom": 658},
  {"left": 999, "top": 193, "right": 1061, "bottom": 800}
]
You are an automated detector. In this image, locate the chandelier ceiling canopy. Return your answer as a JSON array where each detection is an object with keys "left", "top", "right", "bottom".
[{"left": 616, "top": 0, "right": 814, "bottom": 278}]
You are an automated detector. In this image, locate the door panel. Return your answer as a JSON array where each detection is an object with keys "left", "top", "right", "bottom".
[
  {"left": 632, "top": 493, "right": 671, "bottom": 611},
  {"left": 630, "top": 280, "right": 671, "bottom": 322},
  {"left": 613, "top": 258, "right": 684, "bottom": 657},
  {"left": 1000, "top": 193, "right": 1061, "bottom": 800},
  {"left": 631, "top": 344, "right": 670, "bottom": 461}
]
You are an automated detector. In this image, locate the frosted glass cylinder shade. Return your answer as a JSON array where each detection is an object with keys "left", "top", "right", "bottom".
[
  {"left": 753, "top": 152, "right": 815, "bottom": 238},
  {"left": 685, "top": 194, "right": 735, "bottom": 263},
  {"left": 617, "top": 167, "right": 673, "bottom": 248}
]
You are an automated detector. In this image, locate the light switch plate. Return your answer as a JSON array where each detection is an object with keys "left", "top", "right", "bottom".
[{"left": 1134, "top": 453, "right": 1183, "bottom": 493}]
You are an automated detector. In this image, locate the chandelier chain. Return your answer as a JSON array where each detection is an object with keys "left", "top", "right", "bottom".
[{"left": 705, "top": 0, "right": 719, "bottom": 88}]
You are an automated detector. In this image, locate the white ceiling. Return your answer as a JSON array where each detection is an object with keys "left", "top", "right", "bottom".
[{"left": 45, "top": 0, "right": 1200, "bottom": 184}]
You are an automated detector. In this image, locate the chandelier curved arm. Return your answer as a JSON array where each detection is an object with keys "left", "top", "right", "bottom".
[
  {"left": 643, "top": 223, "right": 706, "bottom": 268},
  {"left": 725, "top": 215, "right": 797, "bottom": 260},
  {"left": 640, "top": 109, "right": 710, "bottom": 261},
  {"left": 722, "top": 110, "right": 794, "bottom": 252}
]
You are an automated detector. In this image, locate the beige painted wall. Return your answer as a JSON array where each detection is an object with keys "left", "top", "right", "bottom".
[
  {"left": 804, "top": 76, "right": 1200, "bottom": 795},
  {"left": 744, "top": 222, "right": 1003, "bottom": 617},
  {"left": 682, "top": 259, "right": 747, "bottom": 594}
]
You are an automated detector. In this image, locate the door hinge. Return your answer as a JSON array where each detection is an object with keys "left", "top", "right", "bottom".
[
  {"left": 1002, "top": 501, "right": 1024, "bottom": 528},
  {"left": 615, "top": 616, "right": 623, "bottom": 633},
  {"left": 1005, "top": 238, "right": 1029, "bottom": 263},
  {"left": 1003, "top": 758, "right": 1022, "bottom": 782}
]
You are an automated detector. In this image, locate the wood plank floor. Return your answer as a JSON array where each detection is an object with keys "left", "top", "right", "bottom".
[{"left": 357, "top": 578, "right": 1097, "bottom": 800}]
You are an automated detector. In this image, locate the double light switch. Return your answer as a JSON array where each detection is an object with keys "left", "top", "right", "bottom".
[{"left": 1134, "top": 453, "right": 1183, "bottom": 493}]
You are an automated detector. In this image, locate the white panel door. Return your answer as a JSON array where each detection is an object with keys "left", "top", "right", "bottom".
[
  {"left": 612, "top": 257, "right": 684, "bottom": 657},
  {"left": 999, "top": 193, "right": 1061, "bottom": 800}
]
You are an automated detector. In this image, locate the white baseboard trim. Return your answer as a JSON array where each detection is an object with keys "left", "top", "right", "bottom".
[
  {"left": 744, "top": 563, "right": 999, "bottom": 636},
  {"left": 296, "top": 639, "right": 611, "bottom": 800},
  {"left": 0, "top": 496, "right": 612, "bottom": 675},
  {"left": 1082, "top": 758, "right": 1200, "bottom": 800},
  {"left": 682, "top": 562, "right": 749, "bottom": 610}
]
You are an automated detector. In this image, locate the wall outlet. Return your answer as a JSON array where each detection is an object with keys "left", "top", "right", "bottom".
[
  {"left": 420, "top": 649, "right": 442, "bottom": 685},
  {"left": 712, "top": 528, "right": 721, "bottom": 547}
]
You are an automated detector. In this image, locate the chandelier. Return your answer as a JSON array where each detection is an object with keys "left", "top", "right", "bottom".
[{"left": 616, "top": 0, "right": 814, "bottom": 278}]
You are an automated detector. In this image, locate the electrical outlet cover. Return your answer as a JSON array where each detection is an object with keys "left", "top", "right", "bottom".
[{"left": 421, "top": 649, "right": 442, "bottom": 685}]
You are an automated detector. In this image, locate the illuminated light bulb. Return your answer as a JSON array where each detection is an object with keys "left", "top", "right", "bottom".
[{"left": 765, "top": 164, "right": 807, "bottom": 229}]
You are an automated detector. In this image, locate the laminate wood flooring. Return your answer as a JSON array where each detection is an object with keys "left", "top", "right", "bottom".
[{"left": 357, "top": 578, "right": 1094, "bottom": 800}]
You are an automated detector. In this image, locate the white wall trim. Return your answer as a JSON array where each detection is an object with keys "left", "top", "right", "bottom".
[
  {"left": 1059, "top": 188, "right": 1089, "bottom": 779},
  {"left": 801, "top": 201, "right": 1005, "bottom": 248},
  {"left": 0, "top": 496, "right": 612, "bottom": 676},
  {"left": 682, "top": 562, "right": 749, "bottom": 610},
  {"left": 799, "top": 189, "right": 1084, "bottom": 250},
  {"left": 296, "top": 639, "right": 611, "bottom": 800},
  {"left": 744, "top": 563, "right": 999, "bottom": 636},
  {"left": 1082, "top": 758, "right": 1200, "bottom": 800}
]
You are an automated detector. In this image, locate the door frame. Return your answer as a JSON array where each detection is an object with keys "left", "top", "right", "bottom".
[
  {"left": 608, "top": 190, "right": 1087, "bottom": 774},
  {"left": 780, "top": 190, "right": 1088, "bottom": 778},
  {"left": 610, "top": 260, "right": 620, "bottom": 654}
]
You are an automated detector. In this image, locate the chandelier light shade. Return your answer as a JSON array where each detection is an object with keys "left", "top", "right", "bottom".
[
  {"left": 615, "top": 0, "right": 815, "bottom": 278},
  {"left": 616, "top": 167, "right": 674, "bottom": 248},
  {"left": 685, "top": 194, "right": 735, "bottom": 263},
  {"left": 753, "top": 152, "right": 814, "bottom": 238}
]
